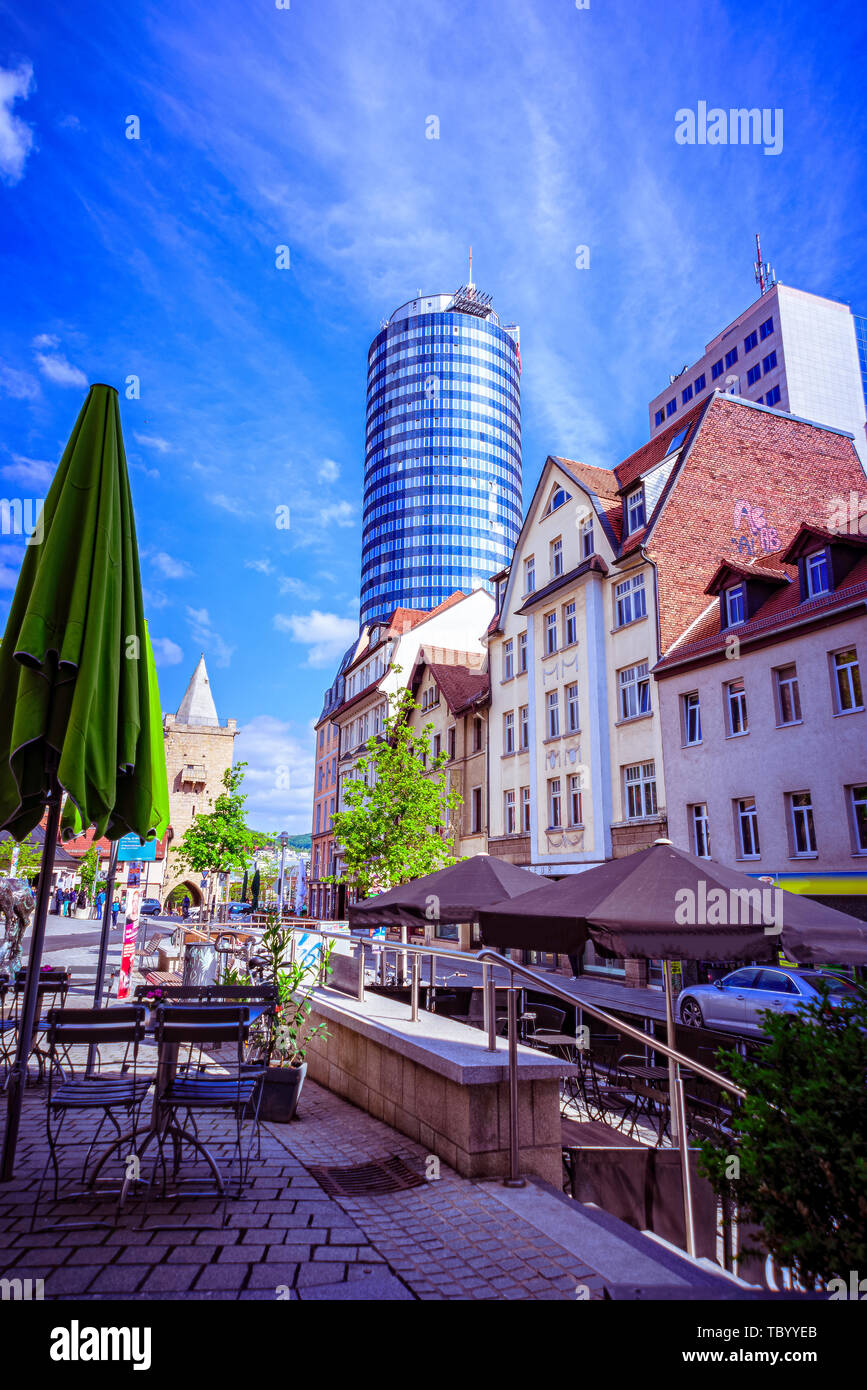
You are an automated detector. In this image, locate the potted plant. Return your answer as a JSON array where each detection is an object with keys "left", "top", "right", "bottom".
[{"left": 252, "top": 918, "right": 332, "bottom": 1123}]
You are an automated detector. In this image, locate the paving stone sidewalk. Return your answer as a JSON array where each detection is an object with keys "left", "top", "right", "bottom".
[{"left": 0, "top": 1064, "right": 607, "bottom": 1301}]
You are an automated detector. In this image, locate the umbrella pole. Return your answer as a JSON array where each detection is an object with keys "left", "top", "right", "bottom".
[
  {"left": 87, "top": 838, "right": 119, "bottom": 1075},
  {"left": 664, "top": 961, "right": 679, "bottom": 1141},
  {"left": 1, "top": 783, "right": 62, "bottom": 1181}
]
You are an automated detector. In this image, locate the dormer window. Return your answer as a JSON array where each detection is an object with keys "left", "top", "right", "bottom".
[
  {"left": 725, "top": 585, "right": 745, "bottom": 627},
  {"left": 805, "top": 551, "right": 830, "bottom": 597},
  {"left": 524, "top": 555, "right": 536, "bottom": 594},
  {"left": 580, "top": 516, "right": 594, "bottom": 558},
  {"left": 625, "top": 488, "right": 646, "bottom": 534}
]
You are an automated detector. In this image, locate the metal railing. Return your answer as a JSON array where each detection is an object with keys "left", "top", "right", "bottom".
[{"left": 216, "top": 920, "right": 745, "bottom": 1259}]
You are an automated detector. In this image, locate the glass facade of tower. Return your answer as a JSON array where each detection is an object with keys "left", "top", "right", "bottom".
[{"left": 360, "top": 290, "right": 522, "bottom": 627}]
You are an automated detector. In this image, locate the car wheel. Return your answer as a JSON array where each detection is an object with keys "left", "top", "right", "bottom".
[{"left": 681, "top": 997, "right": 704, "bottom": 1028}]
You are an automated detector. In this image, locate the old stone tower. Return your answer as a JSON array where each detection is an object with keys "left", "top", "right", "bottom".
[{"left": 162, "top": 655, "right": 238, "bottom": 906}]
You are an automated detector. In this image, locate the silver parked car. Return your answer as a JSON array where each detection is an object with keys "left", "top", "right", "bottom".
[{"left": 678, "top": 966, "right": 861, "bottom": 1036}]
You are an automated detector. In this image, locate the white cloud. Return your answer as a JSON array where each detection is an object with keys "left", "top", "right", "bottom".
[
  {"left": 3, "top": 455, "right": 53, "bottom": 488},
  {"left": 143, "top": 587, "right": 171, "bottom": 611},
  {"left": 153, "top": 551, "right": 191, "bottom": 579},
  {"left": 277, "top": 575, "right": 319, "bottom": 601},
  {"left": 0, "top": 562, "right": 22, "bottom": 589},
  {"left": 318, "top": 458, "right": 339, "bottom": 483},
  {"left": 0, "top": 63, "right": 35, "bottom": 185},
  {"left": 133, "top": 432, "right": 171, "bottom": 453},
  {"left": 318, "top": 500, "right": 354, "bottom": 528},
  {"left": 233, "top": 714, "right": 314, "bottom": 833},
  {"left": 32, "top": 333, "right": 58, "bottom": 349},
  {"left": 35, "top": 352, "right": 88, "bottom": 389},
  {"left": 186, "top": 605, "right": 234, "bottom": 666},
  {"left": 273, "top": 609, "right": 357, "bottom": 667},
  {"left": 245, "top": 557, "right": 274, "bottom": 575},
  {"left": 0, "top": 361, "right": 40, "bottom": 401},
  {"left": 211, "top": 492, "right": 254, "bottom": 518},
  {"left": 152, "top": 636, "right": 184, "bottom": 666}
]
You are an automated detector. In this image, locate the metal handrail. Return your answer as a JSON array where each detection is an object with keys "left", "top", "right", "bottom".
[
  {"left": 285, "top": 924, "right": 746, "bottom": 1259},
  {"left": 476, "top": 950, "right": 745, "bottom": 1098}
]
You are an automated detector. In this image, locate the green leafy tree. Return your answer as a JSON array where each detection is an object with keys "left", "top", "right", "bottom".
[
  {"left": 78, "top": 845, "right": 99, "bottom": 902},
  {"left": 174, "top": 763, "right": 257, "bottom": 903},
  {"left": 0, "top": 836, "right": 41, "bottom": 881},
  {"left": 328, "top": 685, "right": 462, "bottom": 897},
  {"left": 699, "top": 987, "right": 867, "bottom": 1285}
]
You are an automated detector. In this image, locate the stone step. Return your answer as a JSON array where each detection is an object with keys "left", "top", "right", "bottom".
[{"left": 479, "top": 1178, "right": 740, "bottom": 1294}]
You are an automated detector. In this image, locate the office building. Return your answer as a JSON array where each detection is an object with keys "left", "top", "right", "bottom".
[{"left": 360, "top": 282, "right": 522, "bottom": 626}]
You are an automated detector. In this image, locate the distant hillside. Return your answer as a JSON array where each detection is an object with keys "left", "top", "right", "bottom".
[{"left": 286, "top": 834, "right": 311, "bottom": 851}]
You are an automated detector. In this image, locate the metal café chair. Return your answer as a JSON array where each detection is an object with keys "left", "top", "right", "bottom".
[
  {"left": 8, "top": 967, "right": 71, "bottom": 1084},
  {"left": 32, "top": 1005, "right": 152, "bottom": 1231},
  {"left": 145, "top": 1005, "right": 266, "bottom": 1223}
]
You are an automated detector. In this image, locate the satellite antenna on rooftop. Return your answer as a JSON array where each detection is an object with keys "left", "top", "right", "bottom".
[{"left": 754, "top": 233, "right": 776, "bottom": 295}]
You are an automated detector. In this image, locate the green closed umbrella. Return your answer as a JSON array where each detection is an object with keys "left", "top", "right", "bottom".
[{"left": 0, "top": 383, "right": 169, "bottom": 1179}]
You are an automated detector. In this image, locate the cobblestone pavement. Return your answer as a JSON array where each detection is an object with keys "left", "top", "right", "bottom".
[{"left": 0, "top": 1058, "right": 609, "bottom": 1300}]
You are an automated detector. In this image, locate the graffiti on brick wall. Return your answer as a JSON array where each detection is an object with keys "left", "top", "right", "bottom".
[{"left": 730, "top": 499, "right": 782, "bottom": 558}]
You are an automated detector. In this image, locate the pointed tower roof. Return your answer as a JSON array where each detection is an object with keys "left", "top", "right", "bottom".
[{"left": 176, "top": 654, "right": 219, "bottom": 726}]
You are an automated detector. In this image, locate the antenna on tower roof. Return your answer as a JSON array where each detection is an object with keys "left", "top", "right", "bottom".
[
  {"left": 754, "top": 233, "right": 776, "bottom": 295},
  {"left": 468, "top": 245, "right": 474, "bottom": 293}
]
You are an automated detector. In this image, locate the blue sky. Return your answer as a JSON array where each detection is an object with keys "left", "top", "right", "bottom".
[{"left": 1, "top": 0, "right": 865, "bottom": 830}]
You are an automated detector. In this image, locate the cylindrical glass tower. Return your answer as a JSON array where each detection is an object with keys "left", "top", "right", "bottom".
[{"left": 360, "top": 287, "right": 522, "bottom": 627}]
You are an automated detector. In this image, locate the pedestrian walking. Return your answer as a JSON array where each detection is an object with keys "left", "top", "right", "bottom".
[
  {"left": 53, "top": 886, "right": 63, "bottom": 916},
  {"left": 111, "top": 897, "right": 120, "bottom": 928},
  {"left": 182, "top": 895, "right": 190, "bottom": 921},
  {"left": 94, "top": 889, "right": 103, "bottom": 921}
]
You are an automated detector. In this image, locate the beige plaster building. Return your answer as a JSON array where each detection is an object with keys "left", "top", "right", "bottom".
[{"left": 162, "top": 655, "right": 239, "bottom": 907}]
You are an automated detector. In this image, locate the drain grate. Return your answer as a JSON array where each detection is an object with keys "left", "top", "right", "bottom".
[{"left": 309, "top": 1155, "right": 426, "bottom": 1198}]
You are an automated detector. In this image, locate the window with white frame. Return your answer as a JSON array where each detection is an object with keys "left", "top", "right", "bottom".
[
  {"left": 618, "top": 661, "right": 651, "bottom": 720},
  {"left": 850, "top": 785, "right": 867, "bottom": 853},
  {"left": 548, "top": 778, "right": 562, "bottom": 828},
  {"left": 545, "top": 612, "right": 558, "bottom": 654},
  {"left": 580, "top": 516, "right": 594, "bottom": 558},
  {"left": 504, "top": 789, "right": 516, "bottom": 835},
  {"left": 806, "top": 551, "right": 830, "bottom": 597},
  {"left": 682, "top": 691, "right": 702, "bottom": 745},
  {"left": 736, "top": 797, "right": 761, "bottom": 858},
  {"left": 568, "top": 774, "right": 582, "bottom": 826},
  {"left": 726, "top": 678, "right": 749, "bottom": 735},
  {"left": 551, "top": 536, "right": 563, "bottom": 577},
  {"left": 566, "top": 682, "right": 580, "bottom": 733},
  {"left": 774, "top": 664, "right": 801, "bottom": 725},
  {"left": 503, "top": 711, "right": 515, "bottom": 754},
  {"left": 447, "top": 726, "right": 456, "bottom": 760},
  {"left": 432, "top": 733, "right": 441, "bottom": 760},
  {"left": 521, "top": 786, "right": 531, "bottom": 832},
  {"left": 724, "top": 585, "right": 745, "bottom": 628},
  {"left": 546, "top": 690, "right": 560, "bottom": 738},
  {"left": 519, "top": 705, "right": 529, "bottom": 750},
  {"left": 690, "top": 803, "right": 711, "bottom": 858},
  {"left": 625, "top": 487, "right": 646, "bottom": 533},
  {"left": 517, "top": 631, "right": 528, "bottom": 672},
  {"left": 789, "top": 791, "right": 817, "bottom": 856},
  {"left": 503, "top": 638, "right": 514, "bottom": 681},
  {"left": 563, "top": 600, "right": 577, "bottom": 646},
  {"left": 615, "top": 573, "right": 647, "bottom": 627},
  {"left": 833, "top": 648, "right": 863, "bottom": 713},
  {"left": 524, "top": 555, "right": 535, "bottom": 594},
  {"left": 624, "top": 762, "right": 657, "bottom": 819}
]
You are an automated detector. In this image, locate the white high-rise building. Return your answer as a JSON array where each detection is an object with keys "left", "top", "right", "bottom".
[{"left": 648, "top": 282, "right": 867, "bottom": 468}]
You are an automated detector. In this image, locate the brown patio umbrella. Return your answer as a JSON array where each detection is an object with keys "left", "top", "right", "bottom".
[
  {"left": 348, "top": 853, "right": 550, "bottom": 929},
  {"left": 478, "top": 841, "right": 867, "bottom": 966}
]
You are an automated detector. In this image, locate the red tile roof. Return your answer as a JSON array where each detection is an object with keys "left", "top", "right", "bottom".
[
  {"left": 656, "top": 553, "right": 867, "bottom": 672},
  {"left": 426, "top": 663, "right": 490, "bottom": 715}
]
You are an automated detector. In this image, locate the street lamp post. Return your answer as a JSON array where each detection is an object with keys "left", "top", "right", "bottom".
[{"left": 278, "top": 831, "right": 289, "bottom": 917}]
